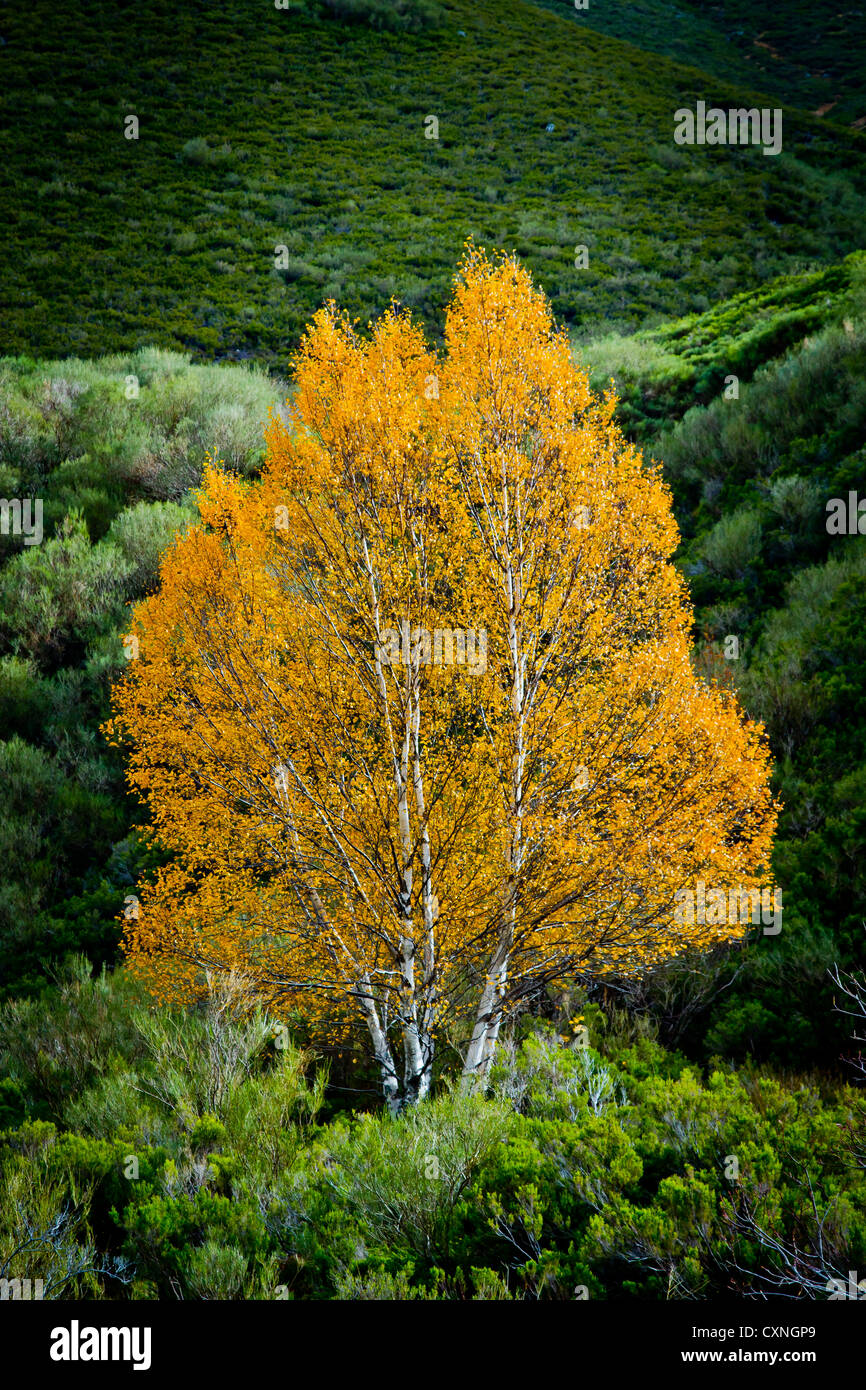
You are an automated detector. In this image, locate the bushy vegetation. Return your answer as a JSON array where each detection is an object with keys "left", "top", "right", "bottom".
[
  {"left": 0, "top": 351, "right": 286, "bottom": 999},
  {"left": 568, "top": 258, "right": 866, "bottom": 1068},
  {"left": 1, "top": 966, "right": 862, "bottom": 1300},
  {"left": 575, "top": 251, "right": 866, "bottom": 442},
  {"left": 302, "top": 0, "right": 445, "bottom": 32}
]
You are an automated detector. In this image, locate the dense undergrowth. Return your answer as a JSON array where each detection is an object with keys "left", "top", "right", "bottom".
[
  {"left": 0, "top": 352, "right": 286, "bottom": 997},
  {"left": 1, "top": 965, "right": 863, "bottom": 1300}
]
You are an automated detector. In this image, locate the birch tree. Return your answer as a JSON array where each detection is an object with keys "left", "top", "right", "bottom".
[{"left": 107, "top": 250, "right": 778, "bottom": 1111}]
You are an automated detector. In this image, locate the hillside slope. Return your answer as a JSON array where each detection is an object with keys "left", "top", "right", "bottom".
[{"left": 1, "top": 0, "right": 865, "bottom": 365}]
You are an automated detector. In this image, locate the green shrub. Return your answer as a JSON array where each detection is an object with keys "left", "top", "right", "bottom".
[
  {"left": 0, "top": 513, "right": 131, "bottom": 667},
  {"left": 0, "top": 958, "right": 148, "bottom": 1124},
  {"left": 180, "top": 138, "right": 233, "bottom": 167},
  {"left": 699, "top": 509, "right": 763, "bottom": 579},
  {"left": 106, "top": 500, "right": 196, "bottom": 591},
  {"left": 0, "top": 1155, "right": 130, "bottom": 1298},
  {"left": 184, "top": 1239, "right": 275, "bottom": 1299},
  {"left": 311, "top": 1089, "right": 512, "bottom": 1268},
  {"left": 313, "top": 0, "right": 445, "bottom": 33}
]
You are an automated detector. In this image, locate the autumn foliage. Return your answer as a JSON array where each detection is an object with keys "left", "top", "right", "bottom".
[{"left": 106, "top": 248, "right": 778, "bottom": 1110}]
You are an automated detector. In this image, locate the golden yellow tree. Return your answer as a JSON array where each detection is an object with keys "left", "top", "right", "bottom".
[{"left": 106, "top": 248, "right": 778, "bottom": 1110}]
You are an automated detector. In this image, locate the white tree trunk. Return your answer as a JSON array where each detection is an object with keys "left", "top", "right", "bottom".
[
  {"left": 357, "top": 974, "right": 402, "bottom": 1116},
  {"left": 463, "top": 517, "right": 525, "bottom": 1094}
]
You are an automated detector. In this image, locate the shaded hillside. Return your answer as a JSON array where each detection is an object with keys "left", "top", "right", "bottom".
[
  {"left": 0, "top": 351, "right": 286, "bottom": 998},
  {"left": 532, "top": 0, "right": 866, "bottom": 128},
  {"left": 574, "top": 250, "right": 866, "bottom": 442}
]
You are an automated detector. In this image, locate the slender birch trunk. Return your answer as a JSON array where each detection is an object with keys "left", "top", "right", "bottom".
[
  {"left": 411, "top": 688, "right": 436, "bottom": 1105},
  {"left": 357, "top": 973, "right": 402, "bottom": 1116},
  {"left": 463, "top": 478, "right": 526, "bottom": 1092},
  {"left": 364, "top": 545, "right": 435, "bottom": 1110}
]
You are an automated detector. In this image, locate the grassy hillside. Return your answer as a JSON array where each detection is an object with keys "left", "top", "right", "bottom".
[
  {"left": 531, "top": 0, "right": 866, "bottom": 128},
  {"left": 1, "top": 0, "right": 865, "bottom": 366}
]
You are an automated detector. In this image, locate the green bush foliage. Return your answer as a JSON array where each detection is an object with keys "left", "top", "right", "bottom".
[
  {"left": 574, "top": 275, "right": 866, "bottom": 1066},
  {"left": 1, "top": 976, "right": 862, "bottom": 1300},
  {"left": 0, "top": 352, "right": 286, "bottom": 998}
]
